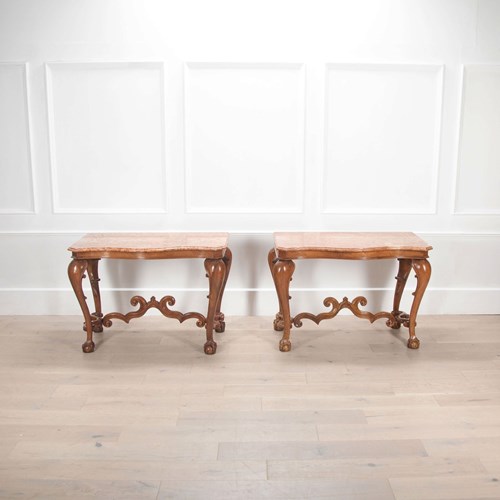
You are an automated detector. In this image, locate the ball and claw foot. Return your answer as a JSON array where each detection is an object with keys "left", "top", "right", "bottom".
[
  {"left": 214, "top": 312, "right": 225, "bottom": 333},
  {"left": 83, "top": 318, "right": 103, "bottom": 333},
  {"left": 407, "top": 337, "right": 420, "bottom": 349},
  {"left": 279, "top": 339, "right": 291, "bottom": 352},
  {"left": 82, "top": 341, "right": 95, "bottom": 353},
  {"left": 204, "top": 340, "right": 217, "bottom": 355},
  {"left": 273, "top": 313, "right": 284, "bottom": 332},
  {"left": 215, "top": 321, "right": 225, "bottom": 333},
  {"left": 387, "top": 311, "right": 409, "bottom": 330},
  {"left": 386, "top": 319, "right": 401, "bottom": 330}
]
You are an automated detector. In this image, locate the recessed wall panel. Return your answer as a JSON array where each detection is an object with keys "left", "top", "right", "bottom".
[
  {"left": 455, "top": 65, "right": 500, "bottom": 214},
  {"left": 47, "top": 62, "right": 166, "bottom": 213},
  {"left": 323, "top": 64, "right": 442, "bottom": 214},
  {"left": 185, "top": 63, "right": 305, "bottom": 213},
  {"left": 0, "top": 63, "right": 34, "bottom": 213}
]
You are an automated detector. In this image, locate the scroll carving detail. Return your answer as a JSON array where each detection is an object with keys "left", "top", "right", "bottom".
[
  {"left": 293, "top": 296, "right": 405, "bottom": 329},
  {"left": 102, "top": 295, "right": 206, "bottom": 328}
]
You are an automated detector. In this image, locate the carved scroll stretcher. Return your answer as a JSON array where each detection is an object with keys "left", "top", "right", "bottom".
[
  {"left": 100, "top": 295, "right": 206, "bottom": 328},
  {"left": 292, "top": 296, "right": 400, "bottom": 328}
]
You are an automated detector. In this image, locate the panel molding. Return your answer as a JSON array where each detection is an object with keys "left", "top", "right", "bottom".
[
  {"left": 0, "top": 62, "right": 36, "bottom": 214},
  {"left": 321, "top": 62, "right": 444, "bottom": 215},
  {"left": 184, "top": 62, "right": 306, "bottom": 214},
  {"left": 452, "top": 63, "right": 500, "bottom": 215},
  {"left": 45, "top": 61, "right": 168, "bottom": 215}
]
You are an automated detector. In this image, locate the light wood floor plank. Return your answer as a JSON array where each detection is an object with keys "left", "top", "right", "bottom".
[
  {"left": 0, "top": 458, "right": 267, "bottom": 481},
  {"left": 0, "top": 409, "right": 178, "bottom": 427},
  {"left": 224, "top": 381, "right": 394, "bottom": 398},
  {"left": 363, "top": 406, "right": 500, "bottom": 426},
  {"left": 179, "top": 395, "right": 263, "bottom": 412},
  {"left": 176, "top": 409, "right": 367, "bottom": 426},
  {"left": 262, "top": 394, "right": 439, "bottom": 411},
  {"left": 317, "top": 421, "right": 500, "bottom": 441},
  {"left": 423, "top": 437, "right": 500, "bottom": 461},
  {"left": 267, "top": 456, "right": 486, "bottom": 479},
  {"left": 217, "top": 439, "right": 427, "bottom": 461},
  {"left": 389, "top": 475, "right": 500, "bottom": 499},
  {"left": 156, "top": 478, "right": 395, "bottom": 499},
  {"left": 0, "top": 478, "right": 160, "bottom": 499},
  {"left": 434, "top": 393, "right": 500, "bottom": 407},
  {"left": 9, "top": 440, "right": 219, "bottom": 461}
]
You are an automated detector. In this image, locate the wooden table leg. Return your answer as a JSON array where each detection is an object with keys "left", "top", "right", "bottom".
[
  {"left": 214, "top": 248, "right": 232, "bottom": 333},
  {"left": 268, "top": 249, "right": 284, "bottom": 332},
  {"left": 407, "top": 259, "right": 432, "bottom": 349},
  {"left": 388, "top": 258, "right": 412, "bottom": 329},
  {"left": 271, "top": 258, "right": 295, "bottom": 352},
  {"left": 68, "top": 259, "right": 95, "bottom": 353},
  {"left": 87, "top": 259, "right": 103, "bottom": 333},
  {"left": 204, "top": 258, "right": 227, "bottom": 355}
]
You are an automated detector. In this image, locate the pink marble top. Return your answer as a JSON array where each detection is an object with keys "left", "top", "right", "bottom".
[
  {"left": 69, "top": 233, "right": 229, "bottom": 253},
  {"left": 274, "top": 232, "right": 432, "bottom": 252}
]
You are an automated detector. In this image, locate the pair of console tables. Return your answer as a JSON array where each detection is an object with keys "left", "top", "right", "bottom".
[{"left": 68, "top": 232, "right": 431, "bottom": 354}]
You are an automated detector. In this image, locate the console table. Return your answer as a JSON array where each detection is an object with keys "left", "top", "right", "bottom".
[
  {"left": 68, "top": 233, "right": 231, "bottom": 355},
  {"left": 268, "top": 232, "right": 432, "bottom": 352}
]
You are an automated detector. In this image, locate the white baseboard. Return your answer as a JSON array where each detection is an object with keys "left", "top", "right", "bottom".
[{"left": 0, "top": 288, "right": 499, "bottom": 315}]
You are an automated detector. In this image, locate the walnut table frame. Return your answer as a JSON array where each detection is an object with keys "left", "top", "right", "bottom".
[
  {"left": 68, "top": 233, "right": 232, "bottom": 355},
  {"left": 268, "top": 232, "right": 432, "bottom": 352}
]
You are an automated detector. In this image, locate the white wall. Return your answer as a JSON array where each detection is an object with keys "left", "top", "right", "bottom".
[{"left": 0, "top": 0, "right": 499, "bottom": 316}]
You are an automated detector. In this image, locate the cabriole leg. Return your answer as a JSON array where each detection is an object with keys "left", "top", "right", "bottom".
[
  {"left": 407, "top": 259, "right": 432, "bottom": 349},
  {"left": 204, "top": 258, "right": 227, "bottom": 355},
  {"left": 214, "top": 248, "right": 232, "bottom": 333},
  {"left": 271, "top": 258, "right": 295, "bottom": 352},
  {"left": 68, "top": 259, "right": 95, "bottom": 353},
  {"left": 87, "top": 259, "right": 103, "bottom": 333},
  {"left": 268, "top": 249, "right": 284, "bottom": 331},
  {"left": 388, "top": 258, "right": 412, "bottom": 329}
]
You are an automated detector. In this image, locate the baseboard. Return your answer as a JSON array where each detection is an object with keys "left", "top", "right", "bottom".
[{"left": 0, "top": 288, "right": 499, "bottom": 315}]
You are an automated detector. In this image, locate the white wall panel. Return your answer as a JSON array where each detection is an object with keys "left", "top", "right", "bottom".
[
  {"left": 477, "top": 0, "right": 500, "bottom": 48},
  {"left": 0, "top": 63, "right": 34, "bottom": 213},
  {"left": 185, "top": 63, "right": 305, "bottom": 213},
  {"left": 46, "top": 62, "right": 166, "bottom": 213},
  {"left": 323, "top": 64, "right": 442, "bottom": 214},
  {"left": 455, "top": 65, "right": 500, "bottom": 214}
]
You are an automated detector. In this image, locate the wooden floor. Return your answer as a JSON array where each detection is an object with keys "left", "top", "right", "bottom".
[{"left": 1, "top": 315, "right": 500, "bottom": 499}]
